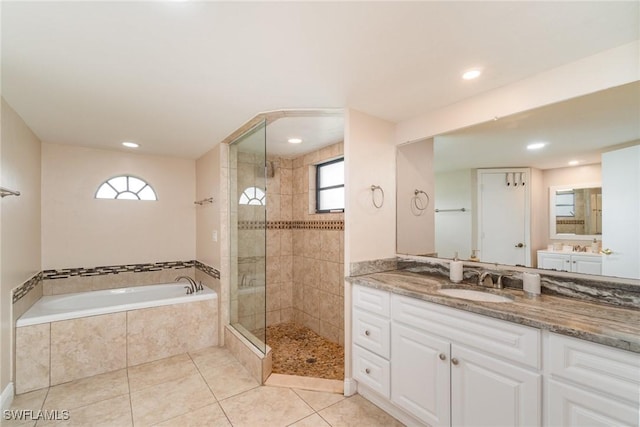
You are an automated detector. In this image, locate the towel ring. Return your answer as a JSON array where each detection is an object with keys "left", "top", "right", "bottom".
[
  {"left": 411, "top": 189, "right": 430, "bottom": 216},
  {"left": 371, "top": 185, "right": 384, "bottom": 208}
]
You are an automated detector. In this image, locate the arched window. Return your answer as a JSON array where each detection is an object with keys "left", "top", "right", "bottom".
[
  {"left": 239, "top": 186, "right": 265, "bottom": 206},
  {"left": 95, "top": 175, "right": 157, "bottom": 201}
]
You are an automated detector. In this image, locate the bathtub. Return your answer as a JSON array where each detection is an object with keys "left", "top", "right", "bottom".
[
  {"left": 15, "top": 282, "right": 219, "bottom": 393},
  {"left": 17, "top": 283, "right": 216, "bottom": 327}
]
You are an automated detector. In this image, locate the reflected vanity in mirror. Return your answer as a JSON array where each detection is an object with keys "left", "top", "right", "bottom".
[{"left": 396, "top": 81, "right": 640, "bottom": 280}]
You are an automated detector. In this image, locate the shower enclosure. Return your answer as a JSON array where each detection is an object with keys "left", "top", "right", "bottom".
[
  {"left": 227, "top": 111, "right": 346, "bottom": 384},
  {"left": 228, "top": 120, "right": 267, "bottom": 353}
]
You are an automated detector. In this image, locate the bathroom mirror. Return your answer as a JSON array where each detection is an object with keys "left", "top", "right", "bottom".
[
  {"left": 549, "top": 184, "right": 601, "bottom": 240},
  {"left": 396, "top": 80, "right": 640, "bottom": 280}
]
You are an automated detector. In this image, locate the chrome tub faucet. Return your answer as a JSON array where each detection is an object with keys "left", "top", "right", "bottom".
[{"left": 176, "top": 276, "right": 203, "bottom": 294}]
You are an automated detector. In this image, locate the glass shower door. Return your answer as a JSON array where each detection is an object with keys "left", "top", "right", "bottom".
[{"left": 229, "top": 120, "right": 267, "bottom": 353}]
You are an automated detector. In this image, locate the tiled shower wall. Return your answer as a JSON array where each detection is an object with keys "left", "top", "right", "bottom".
[{"left": 265, "top": 142, "right": 345, "bottom": 345}]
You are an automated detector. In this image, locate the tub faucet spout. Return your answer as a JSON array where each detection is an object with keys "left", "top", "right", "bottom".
[{"left": 176, "top": 276, "right": 198, "bottom": 294}]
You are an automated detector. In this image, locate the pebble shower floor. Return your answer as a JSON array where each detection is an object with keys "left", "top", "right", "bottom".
[{"left": 266, "top": 322, "right": 344, "bottom": 380}]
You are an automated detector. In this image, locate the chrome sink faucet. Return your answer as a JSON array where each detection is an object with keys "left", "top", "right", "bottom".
[
  {"left": 466, "top": 270, "right": 502, "bottom": 289},
  {"left": 478, "top": 271, "right": 494, "bottom": 288},
  {"left": 176, "top": 276, "right": 203, "bottom": 294}
]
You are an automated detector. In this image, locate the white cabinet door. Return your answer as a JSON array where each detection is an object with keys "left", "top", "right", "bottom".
[
  {"left": 478, "top": 169, "right": 530, "bottom": 267},
  {"left": 391, "top": 323, "right": 450, "bottom": 427},
  {"left": 547, "top": 379, "right": 638, "bottom": 427},
  {"left": 602, "top": 145, "right": 640, "bottom": 279},
  {"left": 451, "top": 345, "right": 541, "bottom": 427},
  {"left": 538, "top": 252, "right": 570, "bottom": 272},
  {"left": 571, "top": 254, "right": 602, "bottom": 275}
]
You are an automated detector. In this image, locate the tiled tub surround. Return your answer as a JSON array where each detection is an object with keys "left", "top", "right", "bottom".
[
  {"left": 347, "top": 266, "right": 640, "bottom": 353},
  {"left": 12, "top": 260, "right": 221, "bottom": 323},
  {"left": 41, "top": 260, "right": 209, "bottom": 296},
  {"left": 13, "top": 260, "right": 222, "bottom": 395},
  {"left": 15, "top": 289, "right": 218, "bottom": 394}
]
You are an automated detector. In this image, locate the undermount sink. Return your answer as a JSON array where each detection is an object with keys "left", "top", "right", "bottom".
[{"left": 437, "top": 288, "right": 514, "bottom": 303}]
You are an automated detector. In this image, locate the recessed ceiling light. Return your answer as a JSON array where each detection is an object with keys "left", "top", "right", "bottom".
[
  {"left": 462, "top": 69, "right": 481, "bottom": 80},
  {"left": 527, "top": 142, "right": 546, "bottom": 150},
  {"left": 122, "top": 141, "right": 139, "bottom": 148},
  {"left": 568, "top": 160, "right": 580, "bottom": 166},
  {"left": 288, "top": 138, "right": 302, "bottom": 144}
]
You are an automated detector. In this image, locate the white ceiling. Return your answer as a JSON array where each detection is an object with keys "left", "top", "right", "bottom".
[
  {"left": 2, "top": 1, "right": 639, "bottom": 159},
  {"left": 433, "top": 81, "right": 640, "bottom": 172},
  {"left": 266, "top": 115, "right": 344, "bottom": 158}
]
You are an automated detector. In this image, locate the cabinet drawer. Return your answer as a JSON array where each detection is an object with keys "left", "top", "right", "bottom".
[
  {"left": 353, "top": 309, "right": 390, "bottom": 358},
  {"left": 353, "top": 285, "right": 390, "bottom": 317},
  {"left": 353, "top": 345, "right": 390, "bottom": 398},
  {"left": 392, "top": 294, "right": 540, "bottom": 369},
  {"left": 547, "top": 333, "right": 640, "bottom": 404}
]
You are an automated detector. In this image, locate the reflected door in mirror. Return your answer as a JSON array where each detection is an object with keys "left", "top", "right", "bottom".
[{"left": 478, "top": 169, "right": 531, "bottom": 267}]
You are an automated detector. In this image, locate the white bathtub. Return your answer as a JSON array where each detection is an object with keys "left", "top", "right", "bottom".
[{"left": 17, "top": 283, "right": 217, "bottom": 327}]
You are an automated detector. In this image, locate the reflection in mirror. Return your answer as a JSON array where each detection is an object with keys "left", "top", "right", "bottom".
[
  {"left": 550, "top": 184, "right": 601, "bottom": 239},
  {"left": 396, "top": 81, "right": 640, "bottom": 280}
]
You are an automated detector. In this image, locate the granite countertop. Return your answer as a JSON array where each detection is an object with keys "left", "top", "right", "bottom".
[{"left": 347, "top": 270, "right": 640, "bottom": 353}]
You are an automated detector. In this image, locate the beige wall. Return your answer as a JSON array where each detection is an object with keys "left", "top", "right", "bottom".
[
  {"left": 41, "top": 143, "right": 195, "bottom": 269},
  {"left": 196, "top": 144, "right": 221, "bottom": 268},
  {"left": 344, "top": 109, "right": 396, "bottom": 265},
  {"left": 396, "top": 139, "right": 435, "bottom": 256},
  {"left": 1, "top": 99, "right": 42, "bottom": 396}
]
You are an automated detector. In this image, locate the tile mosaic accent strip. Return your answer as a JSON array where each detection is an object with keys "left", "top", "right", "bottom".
[
  {"left": 238, "top": 220, "right": 344, "bottom": 231},
  {"left": 195, "top": 261, "right": 221, "bottom": 280},
  {"left": 42, "top": 260, "right": 195, "bottom": 280},
  {"left": 15, "top": 260, "right": 221, "bottom": 304},
  {"left": 556, "top": 219, "right": 585, "bottom": 225},
  {"left": 12, "top": 272, "right": 43, "bottom": 304}
]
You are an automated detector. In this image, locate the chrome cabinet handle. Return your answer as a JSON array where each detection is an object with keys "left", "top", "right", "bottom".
[
  {"left": 451, "top": 358, "right": 459, "bottom": 365},
  {"left": 515, "top": 243, "right": 525, "bottom": 248},
  {"left": 365, "top": 330, "right": 371, "bottom": 336},
  {"left": 365, "top": 368, "right": 371, "bottom": 374},
  {"left": 439, "top": 353, "right": 447, "bottom": 361}
]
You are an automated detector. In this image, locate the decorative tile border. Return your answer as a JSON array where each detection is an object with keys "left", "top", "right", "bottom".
[
  {"left": 11, "top": 260, "right": 222, "bottom": 304},
  {"left": 12, "top": 272, "right": 43, "bottom": 304},
  {"left": 195, "top": 261, "right": 221, "bottom": 279},
  {"left": 556, "top": 219, "right": 585, "bottom": 225},
  {"left": 42, "top": 260, "right": 195, "bottom": 280},
  {"left": 239, "top": 220, "right": 344, "bottom": 231}
]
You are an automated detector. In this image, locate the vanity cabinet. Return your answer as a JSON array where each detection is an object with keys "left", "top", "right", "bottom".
[
  {"left": 391, "top": 293, "right": 541, "bottom": 427},
  {"left": 537, "top": 250, "right": 602, "bottom": 275},
  {"left": 545, "top": 333, "right": 640, "bottom": 427},
  {"left": 352, "top": 284, "right": 542, "bottom": 427}
]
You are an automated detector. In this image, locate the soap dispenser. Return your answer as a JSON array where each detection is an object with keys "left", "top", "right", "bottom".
[{"left": 449, "top": 252, "right": 463, "bottom": 283}]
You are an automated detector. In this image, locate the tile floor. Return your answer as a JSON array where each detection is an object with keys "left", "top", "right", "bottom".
[{"left": 5, "top": 346, "right": 403, "bottom": 427}]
